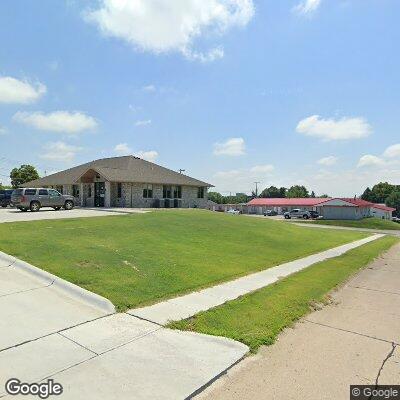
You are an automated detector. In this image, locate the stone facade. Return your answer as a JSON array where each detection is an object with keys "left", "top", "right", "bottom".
[{"left": 56, "top": 181, "right": 208, "bottom": 209}]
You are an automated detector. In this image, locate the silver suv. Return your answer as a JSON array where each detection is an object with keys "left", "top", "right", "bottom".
[
  {"left": 11, "top": 188, "right": 75, "bottom": 212},
  {"left": 284, "top": 209, "right": 311, "bottom": 219}
]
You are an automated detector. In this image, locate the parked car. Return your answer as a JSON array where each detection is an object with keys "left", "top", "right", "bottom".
[
  {"left": 11, "top": 188, "right": 75, "bottom": 212},
  {"left": 284, "top": 209, "right": 312, "bottom": 219},
  {"left": 0, "top": 189, "right": 14, "bottom": 208},
  {"left": 263, "top": 209, "right": 278, "bottom": 216},
  {"left": 308, "top": 210, "right": 320, "bottom": 219},
  {"left": 226, "top": 208, "right": 241, "bottom": 215},
  {"left": 392, "top": 217, "right": 400, "bottom": 224}
]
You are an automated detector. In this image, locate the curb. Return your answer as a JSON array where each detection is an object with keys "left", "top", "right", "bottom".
[{"left": 0, "top": 250, "right": 116, "bottom": 314}]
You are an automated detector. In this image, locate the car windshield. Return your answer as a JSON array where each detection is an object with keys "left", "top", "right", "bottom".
[{"left": 12, "top": 189, "right": 23, "bottom": 195}]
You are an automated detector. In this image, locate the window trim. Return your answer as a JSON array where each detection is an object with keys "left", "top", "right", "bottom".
[
  {"left": 143, "top": 183, "right": 153, "bottom": 199},
  {"left": 163, "top": 185, "right": 172, "bottom": 199},
  {"left": 197, "top": 186, "right": 205, "bottom": 199}
]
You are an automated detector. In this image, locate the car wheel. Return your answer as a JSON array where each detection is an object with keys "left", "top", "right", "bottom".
[
  {"left": 284, "top": 215, "right": 290, "bottom": 219},
  {"left": 53, "top": 207, "right": 61, "bottom": 211},
  {"left": 64, "top": 200, "right": 74, "bottom": 210},
  {"left": 30, "top": 201, "right": 41, "bottom": 212},
  {"left": 1, "top": 205, "right": 7, "bottom": 208},
  {"left": 303, "top": 214, "right": 309, "bottom": 219}
]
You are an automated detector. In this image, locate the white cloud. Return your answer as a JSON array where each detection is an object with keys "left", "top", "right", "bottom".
[
  {"left": 250, "top": 164, "right": 275, "bottom": 174},
  {"left": 41, "top": 141, "right": 82, "bottom": 162},
  {"left": 0, "top": 126, "right": 7, "bottom": 135},
  {"left": 296, "top": 115, "right": 372, "bottom": 141},
  {"left": 85, "top": 0, "right": 254, "bottom": 62},
  {"left": 357, "top": 154, "right": 385, "bottom": 168},
  {"left": 213, "top": 164, "right": 274, "bottom": 193},
  {"left": 213, "top": 137, "right": 246, "bottom": 156},
  {"left": 114, "top": 143, "right": 132, "bottom": 155},
  {"left": 183, "top": 46, "right": 224, "bottom": 62},
  {"left": 0, "top": 76, "right": 46, "bottom": 104},
  {"left": 293, "top": 0, "right": 321, "bottom": 16},
  {"left": 113, "top": 144, "right": 158, "bottom": 162},
  {"left": 142, "top": 84, "right": 156, "bottom": 92},
  {"left": 135, "top": 119, "right": 152, "bottom": 126},
  {"left": 13, "top": 111, "right": 98, "bottom": 134},
  {"left": 317, "top": 156, "right": 338, "bottom": 166},
  {"left": 135, "top": 150, "right": 158, "bottom": 162},
  {"left": 383, "top": 143, "right": 400, "bottom": 159}
]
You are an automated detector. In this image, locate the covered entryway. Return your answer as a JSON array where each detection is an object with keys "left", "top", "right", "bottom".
[{"left": 94, "top": 182, "right": 105, "bottom": 207}]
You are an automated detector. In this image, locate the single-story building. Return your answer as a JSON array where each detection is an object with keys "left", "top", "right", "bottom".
[
  {"left": 370, "top": 204, "right": 396, "bottom": 220},
  {"left": 23, "top": 155, "right": 212, "bottom": 208},
  {"left": 247, "top": 197, "right": 395, "bottom": 220}
]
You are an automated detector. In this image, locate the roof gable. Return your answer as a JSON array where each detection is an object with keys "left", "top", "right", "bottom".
[{"left": 23, "top": 156, "right": 212, "bottom": 187}]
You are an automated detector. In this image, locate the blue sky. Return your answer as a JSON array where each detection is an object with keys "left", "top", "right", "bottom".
[{"left": 1, "top": 0, "right": 399, "bottom": 196}]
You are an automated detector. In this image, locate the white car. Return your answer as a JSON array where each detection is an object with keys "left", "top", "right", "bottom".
[{"left": 226, "top": 208, "right": 240, "bottom": 215}]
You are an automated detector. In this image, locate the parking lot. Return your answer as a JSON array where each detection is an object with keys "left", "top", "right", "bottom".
[{"left": 0, "top": 207, "right": 148, "bottom": 223}]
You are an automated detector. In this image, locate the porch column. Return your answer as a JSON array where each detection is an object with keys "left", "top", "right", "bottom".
[
  {"left": 105, "top": 181, "right": 111, "bottom": 208},
  {"left": 79, "top": 183, "right": 84, "bottom": 206}
]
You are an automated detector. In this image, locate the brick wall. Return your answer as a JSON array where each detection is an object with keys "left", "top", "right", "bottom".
[{"left": 108, "top": 182, "right": 208, "bottom": 208}]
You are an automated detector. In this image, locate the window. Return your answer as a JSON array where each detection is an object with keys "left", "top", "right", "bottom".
[
  {"left": 88, "top": 185, "right": 92, "bottom": 198},
  {"left": 173, "top": 186, "right": 182, "bottom": 199},
  {"left": 197, "top": 187, "right": 205, "bottom": 199},
  {"left": 38, "top": 189, "right": 48, "bottom": 196},
  {"left": 72, "top": 185, "right": 80, "bottom": 197},
  {"left": 143, "top": 184, "right": 153, "bottom": 198},
  {"left": 48, "top": 189, "right": 61, "bottom": 197},
  {"left": 56, "top": 185, "right": 63, "bottom": 194},
  {"left": 117, "top": 183, "right": 122, "bottom": 198},
  {"left": 163, "top": 185, "right": 172, "bottom": 199},
  {"left": 24, "top": 189, "right": 37, "bottom": 195}
]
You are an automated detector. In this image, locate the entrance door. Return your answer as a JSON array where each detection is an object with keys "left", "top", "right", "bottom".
[{"left": 94, "top": 182, "right": 105, "bottom": 207}]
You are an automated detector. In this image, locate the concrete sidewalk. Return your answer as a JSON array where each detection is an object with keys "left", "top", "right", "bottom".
[
  {"left": 129, "top": 234, "right": 383, "bottom": 325},
  {"left": 0, "top": 207, "right": 147, "bottom": 224},
  {"left": 0, "top": 258, "right": 247, "bottom": 399},
  {"left": 195, "top": 242, "right": 400, "bottom": 400}
]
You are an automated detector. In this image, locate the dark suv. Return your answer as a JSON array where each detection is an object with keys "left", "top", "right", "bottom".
[
  {"left": 11, "top": 188, "right": 75, "bottom": 212},
  {"left": 0, "top": 189, "right": 14, "bottom": 207}
]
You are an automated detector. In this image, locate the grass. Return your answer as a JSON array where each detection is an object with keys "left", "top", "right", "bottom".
[
  {"left": 308, "top": 217, "right": 400, "bottom": 231},
  {"left": 0, "top": 210, "right": 368, "bottom": 311},
  {"left": 169, "top": 236, "right": 398, "bottom": 352}
]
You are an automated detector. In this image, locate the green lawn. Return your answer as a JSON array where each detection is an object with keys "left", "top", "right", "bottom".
[
  {"left": 0, "top": 210, "right": 368, "bottom": 311},
  {"left": 169, "top": 236, "right": 398, "bottom": 352},
  {"left": 308, "top": 217, "right": 400, "bottom": 231}
]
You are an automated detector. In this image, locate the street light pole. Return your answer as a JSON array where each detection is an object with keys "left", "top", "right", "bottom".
[{"left": 254, "top": 181, "right": 260, "bottom": 197}]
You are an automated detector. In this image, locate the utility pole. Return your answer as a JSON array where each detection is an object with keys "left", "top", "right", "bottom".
[
  {"left": 178, "top": 169, "right": 185, "bottom": 174},
  {"left": 254, "top": 181, "right": 260, "bottom": 197}
]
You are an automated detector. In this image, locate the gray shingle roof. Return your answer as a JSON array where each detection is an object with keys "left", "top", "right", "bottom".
[{"left": 23, "top": 156, "right": 213, "bottom": 187}]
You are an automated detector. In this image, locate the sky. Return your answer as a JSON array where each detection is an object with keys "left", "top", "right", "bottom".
[{"left": 0, "top": 0, "right": 399, "bottom": 196}]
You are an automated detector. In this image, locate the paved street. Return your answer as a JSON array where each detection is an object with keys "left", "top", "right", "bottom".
[
  {"left": 195, "top": 242, "right": 400, "bottom": 400},
  {"left": 294, "top": 221, "right": 400, "bottom": 237}
]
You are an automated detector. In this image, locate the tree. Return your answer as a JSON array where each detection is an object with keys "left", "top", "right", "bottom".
[
  {"left": 208, "top": 192, "right": 224, "bottom": 204},
  {"left": 361, "top": 187, "right": 375, "bottom": 202},
  {"left": 279, "top": 187, "right": 287, "bottom": 197},
  {"left": 386, "top": 191, "right": 400, "bottom": 215},
  {"left": 310, "top": 191, "right": 316, "bottom": 198},
  {"left": 370, "top": 182, "right": 398, "bottom": 203},
  {"left": 10, "top": 165, "right": 39, "bottom": 188},
  {"left": 320, "top": 194, "right": 330, "bottom": 198},
  {"left": 286, "top": 185, "right": 309, "bottom": 198},
  {"left": 260, "top": 186, "right": 281, "bottom": 198}
]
